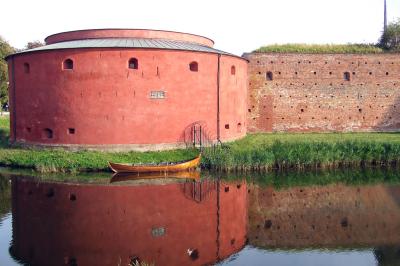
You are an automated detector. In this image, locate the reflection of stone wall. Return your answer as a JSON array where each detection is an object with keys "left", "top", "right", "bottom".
[
  {"left": 247, "top": 53, "right": 400, "bottom": 132},
  {"left": 248, "top": 184, "right": 400, "bottom": 248},
  {"left": 11, "top": 177, "right": 247, "bottom": 266}
]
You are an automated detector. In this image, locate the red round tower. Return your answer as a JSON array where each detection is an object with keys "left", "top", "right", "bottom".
[{"left": 6, "top": 29, "right": 247, "bottom": 150}]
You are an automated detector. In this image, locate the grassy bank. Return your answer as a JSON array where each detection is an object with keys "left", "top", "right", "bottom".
[
  {"left": 0, "top": 116, "right": 399, "bottom": 173},
  {"left": 253, "top": 44, "right": 383, "bottom": 54},
  {"left": 0, "top": 117, "right": 197, "bottom": 172},
  {"left": 203, "top": 133, "right": 400, "bottom": 171}
]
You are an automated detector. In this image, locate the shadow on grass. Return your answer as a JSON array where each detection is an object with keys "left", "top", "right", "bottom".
[{"left": 0, "top": 129, "right": 10, "bottom": 148}]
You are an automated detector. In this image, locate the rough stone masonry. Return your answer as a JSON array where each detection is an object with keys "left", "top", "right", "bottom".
[{"left": 246, "top": 53, "right": 400, "bottom": 132}]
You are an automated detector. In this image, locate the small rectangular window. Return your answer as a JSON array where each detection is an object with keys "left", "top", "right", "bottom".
[
  {"left": 150, "top": 91, "right": 166, "bottom": 99},
  {"left": 344, "top": 72, "right": 350, "bottom": 81},
  {"left": 24, "top": 63, "right": 30, "bottom": 74},
  {"left": 266, "top": 72, "right": 273, "bottom": 81}
]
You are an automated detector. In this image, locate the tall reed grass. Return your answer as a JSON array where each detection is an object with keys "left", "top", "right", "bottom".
[{"left": 202, "top": 133, "right": 400, "bottom": 172}]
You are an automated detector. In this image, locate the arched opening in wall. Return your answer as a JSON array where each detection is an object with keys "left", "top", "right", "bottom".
[
  {"left": 69, "top": 193, "right": 77, "bottom": 201},
  {"left": 46, "top": 188, "right": 55, "bottom": 198},
  {"left": 344, "top": 72, "right": 350, "bottom": 81},
  {"left": 231, "top": 65, "right": 236, "bottom": 75},
  {"left": 43, "top": 128, "right": 53, "bottom": 139},
  {"left": 266, "top": 71, "right": 273, "bottom": 81},
  {"left": 237, "top": 122, "right": 242, "bottom": 132},
  {"left": 189, "top": 61, "right": 198, "bottom": 72},
  {"left": 24, "top": 63, "right": 30, "bottom": 74},
  {"left": 128, "top": 58, "right": 138, "bottom": 69},
  {"left": 63, "top": 59, "right": 73, "bottom": 70}
]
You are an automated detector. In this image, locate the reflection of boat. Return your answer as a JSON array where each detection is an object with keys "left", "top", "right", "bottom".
[
  {"left": 108, "top": 154, "right": 201, "bottom": 173},
  {"left": 110, "top": 171, "right": 201, "bottom": 183}
]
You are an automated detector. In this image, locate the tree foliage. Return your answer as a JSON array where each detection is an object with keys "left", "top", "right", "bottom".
[
  {"left": 25, "top": 40, "right": 44, "bottom": 50},
  {"left": 379, "top": 19, "right": 400, "bottom": 51},
  {"left": 0, "top": 36, "right": 15, "bottom": 106}
]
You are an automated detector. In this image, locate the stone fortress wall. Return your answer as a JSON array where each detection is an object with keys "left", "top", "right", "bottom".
[{"left": 246, "top": 53, "right": 400, "bottom": 132}]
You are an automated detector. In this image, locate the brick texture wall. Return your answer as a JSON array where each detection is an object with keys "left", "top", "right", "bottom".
[
  {"left": 248, "top": 184, "right": 400, "bottom": 248},
  {"left": 246, "top": 53, "right": 400, "bottom": 132}
]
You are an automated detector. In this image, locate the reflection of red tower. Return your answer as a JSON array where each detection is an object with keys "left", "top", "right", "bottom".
[
  {"left": 218, "top": 181, "right": 248, "bottom": 260},
  {"left": 11, "top": 176, "right": 247, "bottom": 265}
]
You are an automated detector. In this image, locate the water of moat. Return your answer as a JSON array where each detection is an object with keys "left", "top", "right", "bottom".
[{"left": 0, "top": 167, "right": 400, "bottom": 266}]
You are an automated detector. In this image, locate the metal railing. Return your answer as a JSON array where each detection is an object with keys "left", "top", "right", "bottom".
[
  {"left": 182, "top": 178, "right": 217, "bottom": 203},
  {"left": 183, "top": 121, "right": 215, "bottom": 151}
]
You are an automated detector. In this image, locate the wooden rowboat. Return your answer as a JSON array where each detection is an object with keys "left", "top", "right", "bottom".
[
  {"left": 110, "top": 171, "right": 200, "bottom": 183},
  {"left": 108, "top": 154, "right": 201, "bottom": 173}
]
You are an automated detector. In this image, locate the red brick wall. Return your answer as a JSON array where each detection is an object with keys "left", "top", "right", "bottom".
[
  {"left": 8, "top": 48, "right": 247, "bottom": 147},
  {"left": 247, "top": 53, "right": 400, "bottom": 132},
  {"left": 219, "top": 56, "right": 248, "bottom": 140}
]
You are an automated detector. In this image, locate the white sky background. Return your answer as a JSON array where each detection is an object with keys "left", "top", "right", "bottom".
[{"left": 1, "top": 0, "right": 399, "bottom": 55}]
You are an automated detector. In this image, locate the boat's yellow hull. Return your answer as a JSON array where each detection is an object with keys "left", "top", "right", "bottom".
[{"left": 108, "top": 154, "right": 201, "bottom": 173}]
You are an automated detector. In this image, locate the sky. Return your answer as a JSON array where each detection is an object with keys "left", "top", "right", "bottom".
[{"left": 1, "top": 0, "right": 399, "bottom": 55}]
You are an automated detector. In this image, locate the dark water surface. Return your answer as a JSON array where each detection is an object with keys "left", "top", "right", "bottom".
[{"left": 0, "top": 168, "right": 400, "bottom": 266}]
